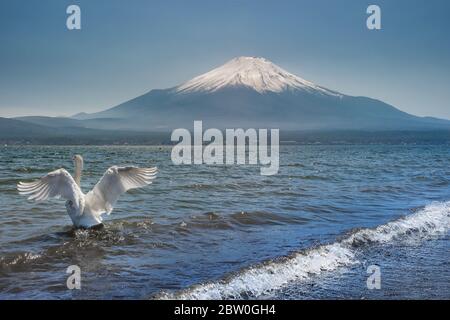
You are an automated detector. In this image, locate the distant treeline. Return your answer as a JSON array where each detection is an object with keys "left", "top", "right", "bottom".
[{"left": 1, "top": 130, "right": 449, "bottom": 145}]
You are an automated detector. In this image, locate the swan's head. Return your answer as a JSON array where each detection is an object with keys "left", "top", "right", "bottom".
[{"left": 72, "top": 154, "right": 84, "bottom": 169}]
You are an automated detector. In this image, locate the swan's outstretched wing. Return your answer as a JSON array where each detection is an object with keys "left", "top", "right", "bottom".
[
  {"left": 86, "top": 166, "right": 157, "bottom": 215},
  {"left": 17, "top": 168, "right": 82, "bottom": 202}
]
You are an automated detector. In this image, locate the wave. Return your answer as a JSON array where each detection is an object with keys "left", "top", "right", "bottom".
[
  {"left": 177, "top": 211, "right": 309, "bottom": 232},
  {"left": 229, "top": 211, "right": 309, "bottom": 226},
  {"left": 158, "top": 201, "right": 450, "bottom": 299}
]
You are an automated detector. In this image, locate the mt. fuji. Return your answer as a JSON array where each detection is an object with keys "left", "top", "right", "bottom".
[
  {"left": 176, "top": 56, "right": 340, "bottom": 96},
  {"left": 72, "top": 56, "right": 450, "bottom": 131}
]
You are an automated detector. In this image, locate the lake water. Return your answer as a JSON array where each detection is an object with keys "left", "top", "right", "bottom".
[{"left": 0, "top": 144, "right": 449, "bottom": 299}]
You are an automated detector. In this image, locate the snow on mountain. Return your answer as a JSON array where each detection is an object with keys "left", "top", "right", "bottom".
[{"left": 176, "top": 56, "right": 342, "bottom": 97}]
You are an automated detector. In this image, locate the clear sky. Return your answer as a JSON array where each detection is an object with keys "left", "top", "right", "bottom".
[{"left": 0, "top": 0, "right": 449, "bottom": 119}]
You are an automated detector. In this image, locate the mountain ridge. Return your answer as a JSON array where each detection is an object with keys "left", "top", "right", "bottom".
[{"left": 19, "top": 56, "right": 450, "bottom": 131}]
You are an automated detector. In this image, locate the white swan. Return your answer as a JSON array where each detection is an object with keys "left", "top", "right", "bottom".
[{"left": 17, "top": 155, "right": 157, "bottom": 229}]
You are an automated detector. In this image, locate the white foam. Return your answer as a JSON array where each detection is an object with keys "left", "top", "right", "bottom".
[
  {"left": 344, "top": 201, "right": 450, "bottom": 246},
  {"left": 0, "top": 252, "right": 41, "bottom": 267},
  {"left": 159, "top": 201, "right": 450, "bottom": 300}
]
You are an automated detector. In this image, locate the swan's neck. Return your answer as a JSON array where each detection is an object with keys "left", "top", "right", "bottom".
[{"left": 74, "top": 160, "right": 83, "bottom": 187}]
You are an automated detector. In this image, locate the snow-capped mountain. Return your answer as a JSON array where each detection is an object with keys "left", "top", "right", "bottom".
[
  {"left": 176, "top": 56, "right": 341, "bottom": 96},
  {"left": 72, "top": 57, "right": 450, "bottom": 131}
]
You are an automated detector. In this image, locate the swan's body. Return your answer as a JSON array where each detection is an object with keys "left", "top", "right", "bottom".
[{"left": 17, "top": 155, "right": 157, "bottom": 228}]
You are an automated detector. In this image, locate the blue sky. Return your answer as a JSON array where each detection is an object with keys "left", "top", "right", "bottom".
[{"left": 0, "top": 0, "right": 449, "bottom": 119}]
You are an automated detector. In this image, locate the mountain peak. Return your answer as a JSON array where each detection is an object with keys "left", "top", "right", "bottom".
[{"left": 176, "top": 56, "right": 341, "bottom": 96}]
